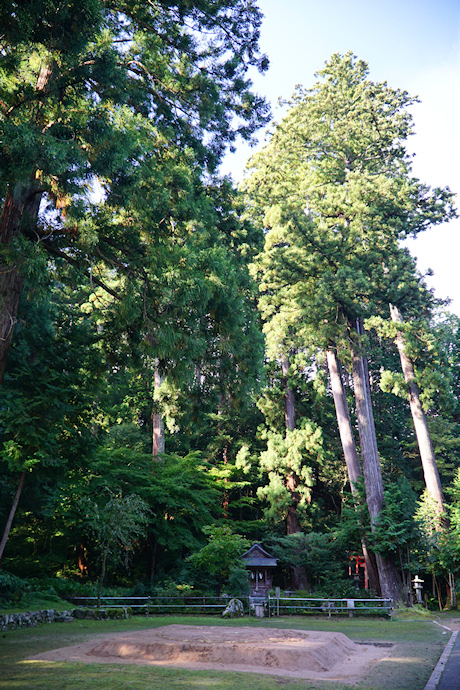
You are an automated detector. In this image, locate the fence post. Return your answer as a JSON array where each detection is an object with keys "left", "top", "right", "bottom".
[{"left": 347, "top": 599, "right": 355, "bottom": 618}]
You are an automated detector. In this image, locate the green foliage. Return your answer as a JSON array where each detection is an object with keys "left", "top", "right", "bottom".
[
  {"left": 146, "top": 453, "right": 221, "bottom": 568},
  {"left": 414, "top": 490, "right": 445, "bottom": 577},
  {"left": 0, "top": 0, "right": 270, "bottom": 379},
  {"left": 379, "top": 369, "right": 407, "bottom": 399},
  {"left": 370, "top": 479, "right": 419, "bottom": 556},
  {"left": 369, "top": 307, "right": 460, "bottom": 443},
  {"left": 245, "top": 52, "right": 455, "bottom": 358},
  {"left": 23, "top": 577, "right": 98, "bottom": 600},
  {"left": 2, "top": 31, "right": 460, "bottom": 606},
  {"left": 257, "top": 423, "right": 324, "bottom": 526},
  {"left": 0, "top": 570, "right": 30, "bottom": 605},
  {"left": 187, "top": 525, "right": 250, "bottom": 593},
  {"left": 52, "top": 429, "right": 221, "bottom": 582},
  {"left": 0, "top": 0, "right": 273, "bottom": 589},
  {"left": 82, "top": 490, "right": 150, "bottom": 563},
  {"left": 131, "top": 580, "right": 195, "bottom": 598},
  {"left": 226, "top": 566, "right": 251, "bottom": 597},
  {"left": 265, "top": 532, "right": 349, "bottom": 594},
  {"left": 409, "top": 474, "right": 460, "bottom": 607},
  {"left": 81, "top": 489, "right": 150, "bottom": 603},
  {"left": 0, "top": 0, "right": 269, "bottom": 192},
  {"left": 0, "top": 285, "right": 103, "bottom": 573},
  {"left": 0, "top": 292, "right": 99, "bottom": 475},
  {"left": 243, "top": 51, "right": 457, "bottom": 596},
  {"left": 435, "top": 471, "right": 460, "bottom": 576},
  {"left": 255, "top": 359, "right": 345, "bottom": 532},
  {"left": 335, "top": 479, "right": 371, "bottom": 547}
]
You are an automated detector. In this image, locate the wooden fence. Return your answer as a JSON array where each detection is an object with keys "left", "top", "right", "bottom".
[{"left": 267, "top": 596, "right": 392, "bottom": 617}]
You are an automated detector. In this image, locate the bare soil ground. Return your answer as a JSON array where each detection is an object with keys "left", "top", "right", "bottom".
[
  {"left": 32, "top": 623, "right": 392, "bottom": 682},
  {"left": 436, "top": 617, "right": 460, "bottom": 632}
]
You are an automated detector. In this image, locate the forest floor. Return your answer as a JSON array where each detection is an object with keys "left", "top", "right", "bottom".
[{"left": 1, "top": 612, "right": 457, "bottom": 689}]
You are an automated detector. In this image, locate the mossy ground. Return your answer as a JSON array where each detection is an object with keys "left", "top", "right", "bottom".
[{"left": 0, "top": 613, "right": 450, "bottom": 689}]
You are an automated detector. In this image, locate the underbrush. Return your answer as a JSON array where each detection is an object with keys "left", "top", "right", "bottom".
[
  {"left": 0, "top": 571, "right": 78, "bottom": 613},
  {"left": 392, "top": 604, "right": 433, "bottom": 619}
]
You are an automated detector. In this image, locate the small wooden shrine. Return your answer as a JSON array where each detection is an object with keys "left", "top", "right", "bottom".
[{"left": 241, "top": 543, "right": 278, "bottom": 597}]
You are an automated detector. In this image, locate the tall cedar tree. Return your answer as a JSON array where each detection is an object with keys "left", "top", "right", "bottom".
[
  {"left": 244, "top": 53, "right": 455, "bottom": 599},
  {"left": 0, "top": 0, "right": 269, "bottom": 380},
  {"left": 0, "top": 1, "right": 269, "bottom": 563}
]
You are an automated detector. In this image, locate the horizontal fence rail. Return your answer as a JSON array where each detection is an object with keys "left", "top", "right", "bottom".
[
  {"left": 66, "top": 595, "right": 392, "bottom": 617},
  {"left": 67, "top": 596, "right": 251, "bottom": 614},
  {"left": 267, "top": 596, "right": 392, "bottom": 617}
]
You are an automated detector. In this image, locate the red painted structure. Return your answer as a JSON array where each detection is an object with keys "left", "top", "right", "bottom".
[{"left": 349, "top": 554, "right": 368, "bottom": 589}]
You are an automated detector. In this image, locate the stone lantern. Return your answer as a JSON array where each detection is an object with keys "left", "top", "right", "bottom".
[{"left": 412, "top": 575, "right": 424, "bottom": 604}]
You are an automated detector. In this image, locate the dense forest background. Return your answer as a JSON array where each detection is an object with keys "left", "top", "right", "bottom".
[{"left": 1, "top": 1, "right": 460, "bottom": 608}]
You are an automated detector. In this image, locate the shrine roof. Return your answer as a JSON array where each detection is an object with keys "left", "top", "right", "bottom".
[
  {"left": 241, "top": 543, "right": 278, "bottom": 567},
  {"left": 244, "top": 557, "right": 277, "bottom": 567}
]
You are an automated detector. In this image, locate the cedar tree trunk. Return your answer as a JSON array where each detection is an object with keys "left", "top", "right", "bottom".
[
  {"left": 326, "top": 349, "right": 362, "bottom": 490},
  {"left": 0, "top": 185, "right": 43, "bottom": 382},
  {"left": 282, "top": 357, "right": 296, "bottom": 431},
  {"left": 97, "top": 548, "right": 108, "bottom": 608},
  {"left": 326, "top": 348, "right": 380, "bottom": 591},
  {"left": 152, "top": 358, "right": 165, "bottom": 460},
  {"left": 0, "top": 469, "right": 27, "bottom": 564},
  {"left": 351, "top": 327, "right": 402, "bottom": 602},
  {"left": 389, "top": 304, "right": 445, "bottom": 514}
]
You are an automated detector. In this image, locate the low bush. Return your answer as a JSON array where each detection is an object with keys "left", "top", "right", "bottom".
[
  {"left": 0, "top": 571, "right": 30, "bottom": 606},
  {"left": 130, "top": 580, "right": 198, "bottom": 598}
]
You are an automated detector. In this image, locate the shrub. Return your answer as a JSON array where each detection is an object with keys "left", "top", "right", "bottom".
[
  {"left": 226, "top": 566, "right": 250, "bottom": 597},
  {"left": 0, "top": 571, "right": 30, "bottom": 605}
]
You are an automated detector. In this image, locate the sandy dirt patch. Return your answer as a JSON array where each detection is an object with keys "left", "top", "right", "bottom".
[
  {"left": 437, "top": 617, "right": 460, "bottom": 632},
  {"left": 32, "top": 624, "right": 392, "bottom": 682}
]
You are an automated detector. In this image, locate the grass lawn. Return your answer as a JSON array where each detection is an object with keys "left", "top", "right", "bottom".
[{"left": 0, "top": 613, "right": 450, "bottom": 689}]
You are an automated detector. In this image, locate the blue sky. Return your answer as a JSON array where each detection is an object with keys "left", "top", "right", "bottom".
[{"left": 222, "top": 0, "right": 460, "bottom": 314}]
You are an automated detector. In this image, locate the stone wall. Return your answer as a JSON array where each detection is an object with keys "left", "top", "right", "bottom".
[
  {"left": 0, "top": 606, "right": 131, "bottom": 631},
  {"left": 0, "top": 609, "right": 74, "bottom": 631}
]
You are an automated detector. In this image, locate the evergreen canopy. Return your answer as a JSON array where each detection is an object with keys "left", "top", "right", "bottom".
[{"left": 244, "top": 52, "right": 456, "bottom": 357}]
